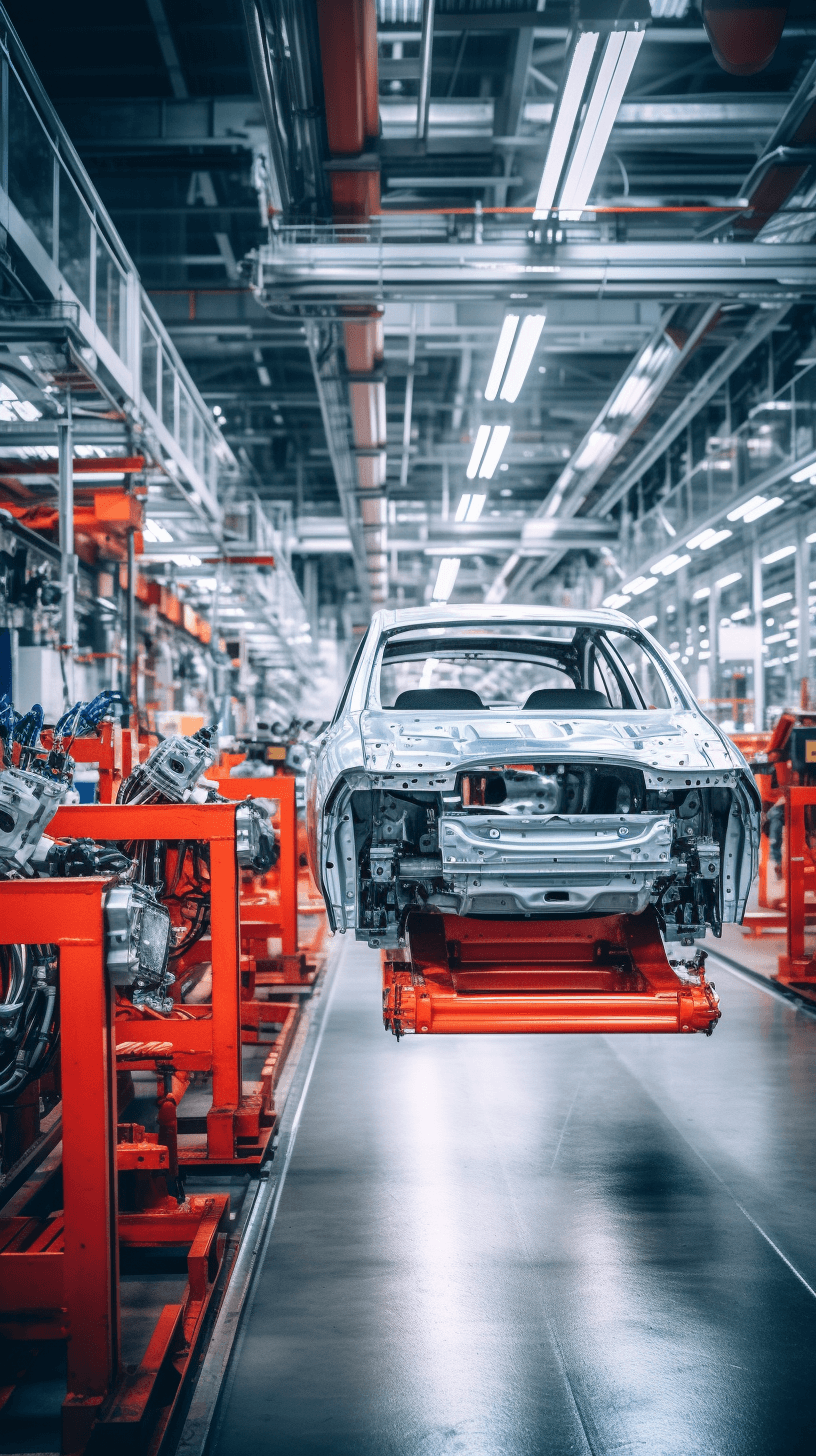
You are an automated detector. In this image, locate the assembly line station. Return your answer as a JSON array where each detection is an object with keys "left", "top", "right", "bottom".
[{"left": 1, "top": 3, "right": 816, "bottom": 1454}]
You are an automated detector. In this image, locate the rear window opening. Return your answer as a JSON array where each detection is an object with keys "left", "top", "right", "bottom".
[{"left": 372, "top": 622, "right": 675, "bottom": 712}]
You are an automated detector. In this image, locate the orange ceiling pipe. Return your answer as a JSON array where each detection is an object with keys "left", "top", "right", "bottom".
[
  {"left": 349, "top": 380, "right": 386, "bottom": 448},
  {"left": 344, "top": 315, "right": 384, "bottom": 373},
  {"left": 316, "top": 0, "right": 379, "bottom": 155},
  {"left": 702, "top": 1, "right": 790, "bottom": 75}
]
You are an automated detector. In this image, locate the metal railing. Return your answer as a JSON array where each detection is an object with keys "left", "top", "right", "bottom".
[
  {"left": 0, "top": 8, "right": 234, "bottom": 521},
  {"left": 620, "top": 357, "right": 816, "bottom": 579}
]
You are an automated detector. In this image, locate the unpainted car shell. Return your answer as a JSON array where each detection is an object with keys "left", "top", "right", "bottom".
[{"left": 306, "top": 605, "right": 760, "bottom": 940}]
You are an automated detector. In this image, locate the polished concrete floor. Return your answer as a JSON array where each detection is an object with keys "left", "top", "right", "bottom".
[{"left": 213, "top": 943, "right": 816, "bottom": 1456}]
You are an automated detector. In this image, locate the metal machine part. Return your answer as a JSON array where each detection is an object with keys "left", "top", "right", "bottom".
[
  {"left": 119, "top": 724, "right": 218, "bottom": 805},
  {"left": 0, "top": 765, "right": 68, "bottom": 876},
  {"left": 105, "top": 881, "right": 174, "bottom": 1012},
  {"left": 235, "top": 800, "right": 278, "bottom": 872}
]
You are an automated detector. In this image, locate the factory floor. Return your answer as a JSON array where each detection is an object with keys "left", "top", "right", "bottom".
[{"left": 210, "top": 940, "right": 816, "bottom": 1456}]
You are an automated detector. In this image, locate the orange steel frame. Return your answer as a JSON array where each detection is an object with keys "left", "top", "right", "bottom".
[
  {"left": 383, "top": 908, "right": 721, "bottom": 1037},
  {"left": 0, "top": 878, "right": 229, "bottom": 1455},
  {"left": 777, "top": 784, "right": 816, "bottom": 992},
  {"left": 49, "top": 801, "right": 275, "bottom": 1167},
  {"left": 41, "top": 721, "right": 148, "bottom": 803},
  {"left": 205, "top": 773, "right": 299, "bottom": 957}
]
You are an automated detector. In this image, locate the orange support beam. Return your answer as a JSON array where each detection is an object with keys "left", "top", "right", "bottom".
[{"left": 384, "top": 908, "right": 721, "bottom": 1038}]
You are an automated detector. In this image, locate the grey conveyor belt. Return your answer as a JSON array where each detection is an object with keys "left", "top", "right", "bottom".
[{"left": 210, "top": 944, "right": 816, "bottom": 1456}]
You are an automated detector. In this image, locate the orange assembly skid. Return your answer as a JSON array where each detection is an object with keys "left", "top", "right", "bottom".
[{"left": 383, "top": 908, "right": 721, "bottom": 1037}]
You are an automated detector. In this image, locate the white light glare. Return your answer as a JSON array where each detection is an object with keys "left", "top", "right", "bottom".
[
  {"left": 575, "top": 428, "right": 617, "bottom": 471},
  {"left": 533, "top": 31, "right": 600, "bottom": 216},
  {"left": 744, "top": 495, "right": 784, "bottom": 522},
  {"left": 650, "top": 1, "right": 690, "bottom": 17},
  {"left": 762, "top": 591, "right": 793, "bottom": 608},
  {"left": 638, "top": 614, "right": 658, "bottom": 629},
  {"left": 432, "top": 557, "right": 461, "bottom": 602},
  {"left": 791, "top": 463, "right": 816, "bottom": 483},
  {"left": 692, "top": 587, "right": 711, "bottom": 601},
  {"left": 500, "top": 315, "right": 546, "bottom": 402},
  {"left": 622, "top": 575, "right": 658, "bottom": 597},
  {"left": 479, "top": 425, "right": 511, "bottom": 479},
  {"left": 727, "top": 495, "right": 767, "bottom": 521},
  {"left": 484, "top": 316, "right": 519, "bottom": 401},
  {"left": 466, "top": 425, "right": 491, "bottom": 479},
  {"left": 603, "top": 591, "right": 632, "bottom": 609},
  {"left": 731, "top": 606, "right": 751, "bottom": 620},
  {"left": 716, "top": 571, "right": 742, "bottom": 589},
  {"left": 455, "top": 492, "right": 486, "bottom": 523},
  {"left": 143, "top": 517, "right": 174, "bottom": 543},
  {"left": 651, "top": 552, "right": 690, "bottom": 576},
  {"left": 558, "top": 29, "right": 646, "bottom": 219},
  {"left": 686, "top": 527, "right": 732, "bottom": 551},
  {"left": 762, "top": 544, "right": 796, "bottom": 564},
  {"left": 807, "top": 531, "right": 816, "bottom": 544}
]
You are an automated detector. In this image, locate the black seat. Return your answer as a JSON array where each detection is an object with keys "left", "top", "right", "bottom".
[
  {"left": 393, "top": 688, "right": 485, "bottom": 711},
  {"left": 523, "top": 688, "right": 609, "bottom": 710}
]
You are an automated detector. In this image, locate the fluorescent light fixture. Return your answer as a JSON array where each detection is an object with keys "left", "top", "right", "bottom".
[
  {"left": 500, "top": 315, "right": 546, "bottom": 402},
  {"left": 744, "top": 495, "right": 783, "bottom": 522},
  {"left": 727, "top": 495, "right": 767, "bottom": 521},
  {"left": 762, "top": 591, "right": 793, "bottom": 608},
  {"left": 454, "top": 491, "right": 486, "bottom": 523},
  {"left": 172, "top": 554, "right": 202, "bottom": 567},
  {"left": 686, "top": 527, "right": 732, "bottom": 551},
  {"left": 432, "top": 557, "right": 461, "bottom": 602},
  {"left": 479, "top": 425, "right": 511, "bottom": 479},
  {"left": 603, "top": 591, "right": 632, "bottom": 609},
  {"left": 638, "top": 614, "right": 658, "bottom": 629},
  {"left": 533, "top": 31, "right": 599, "bottom": 216},
  {"left": 466, "top": 425, "right": 491, "bottom": 479},
  {"left": 558, "top": 29, "right": 646, "bottom": 218},
  {"left": 622, "top": 575, "right": 658, "bottom": 596},
  {"left": 716, "top": 571, "right": 742, "bottom": 589},
  {"left": 575, "top": 428, "right": 616, "bottom": 471},
  {"left": 692, "top": 587, "right": 710, "bottom": 601},
  {"left": 791, "top": 463, "right": 816, "bottom": 483},
  {"left": 650, "top": 1, "right": 691, "bottom": 17},
  {"left": 484, "top": 316, "right": 519, "bottom": 401},
  {"left": 652, "top": 552, "right": 690, "bottom": 576},
  {"left": 806, "top": 531, "right": 816, "bottom": 544},
  {"left": 765, "top": 631, "right": 790, "bottom": 644},
  {"left": 762, "top": 544, "right": 796, "bottom": 564},
  {"left": 144, "top": 517, "right": 174, "bottom": 544}
]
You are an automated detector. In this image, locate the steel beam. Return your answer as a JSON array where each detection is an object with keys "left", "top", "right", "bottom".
[{"left": 257, "top": 240, "right": 816, "bottom": 302}]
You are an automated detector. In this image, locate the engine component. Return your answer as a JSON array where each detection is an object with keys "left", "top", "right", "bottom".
[
  {"left": 0, "top": 764, "right": 67, "bottom": 876},
  {"left": 118, "top": 724, "right": 218, "bottom": 805},
  {"left": 0, "top": 943, "right": 59, "bottom": 1102},
  {"left": 46, "top": 837, "right": 132, "bottom": 878},
  {"left": 105, "top": 882, "right": 174, "bottom": 1012},
  {"left": 235, "top": 800, "right": 278, "bottom": 872}
]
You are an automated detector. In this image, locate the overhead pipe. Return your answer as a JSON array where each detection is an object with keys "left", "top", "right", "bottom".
[
  {"left": 702, "top": 1, "right": 790, "bottom": 76},
  {"left": 316, "top": 0, "right": 386, "bottom": 604},
  {"left": 416, "top": 0, "right": 436, "bottom": 144},
  {"left": 242, "top": 0, "right": 291, "bottom": 214}
]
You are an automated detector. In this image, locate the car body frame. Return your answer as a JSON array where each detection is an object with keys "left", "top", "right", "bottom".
[{"left": 306, "top": 605, "right": 760, "bottom": 950}]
